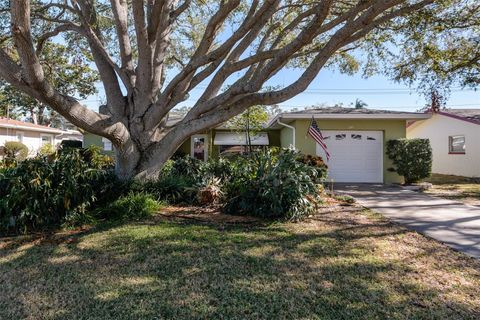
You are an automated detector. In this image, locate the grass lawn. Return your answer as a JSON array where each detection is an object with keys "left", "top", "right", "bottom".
[
  {"left": 1, "top": 205, "right": 479, "bottom": 319},
  {"left": 423, "top": 174, "right": 480, "bottom": 206}
]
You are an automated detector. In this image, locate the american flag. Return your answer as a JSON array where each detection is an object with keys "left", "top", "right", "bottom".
[{"left": 308, "top": 117, "right": 330, "bottom": 161}]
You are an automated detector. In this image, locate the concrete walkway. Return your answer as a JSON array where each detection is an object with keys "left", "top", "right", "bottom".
[{"left": 335, "top": 184, "right": 480, "bottom": 259}]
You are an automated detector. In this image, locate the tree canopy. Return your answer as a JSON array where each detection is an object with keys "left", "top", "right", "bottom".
[
  {"left": 0, "top": 0, "right": 469, "bottom": 179},
  {"left": 367, "top": 0, "right": 480, "bottom": 92},
  {"left": 0, "top": 42, "right": 98, "bottom": 125}
]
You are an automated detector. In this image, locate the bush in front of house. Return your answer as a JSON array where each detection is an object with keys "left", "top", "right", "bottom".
[
  {"left": 144, "top": 156, "right": 236, "bottom": 205},
  {"left": 296, "top": 154, "right": 328, "bottom": 182},
  {"left": 3, "top": 141, "right": 29, "bottom": 163},
  {"left": 141, "top": 174, "right": 198, "bottom": 204},
  {"left": 0, "top": 148, "right": 118, "bottom": 234},
  {"left": 223, "top": 149, "right": 321, "bottom": 220},
  {"left": 93, "top": 192, "right": 163, "bottom": 222},
  {"left": 38, "top": 143, "right": 56, "bottom": 156},
  {"left": 141, "top": 150, "right": 323, "bottom": 218},
  {"left": 386, "top": 138, "right": 432, "bottom": 184}
]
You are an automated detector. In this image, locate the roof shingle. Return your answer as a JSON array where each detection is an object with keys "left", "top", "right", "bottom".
[
  {"left": 443, "top": 109, "right": 480, "bottom": 123},
  {"left": 285, "top": 106, "right": 421, "bottom": 115}
]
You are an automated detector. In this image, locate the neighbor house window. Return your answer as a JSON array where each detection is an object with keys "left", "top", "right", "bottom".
[
  {"left": 449, "top": 135, "right": 465, "bottom": 154},
  {"left": 16, "top": 132, "right": 24, "bottom": 143},
  {"left": 41, "top": 134, "right": 53, "bottom": 146},
  {"left": 102, "top": 137, "right": 112, "bottom": 151}
]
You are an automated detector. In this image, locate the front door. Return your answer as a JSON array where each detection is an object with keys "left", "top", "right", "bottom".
[{"left": 191, "top": 134, "right": 208, "bottom": 161}]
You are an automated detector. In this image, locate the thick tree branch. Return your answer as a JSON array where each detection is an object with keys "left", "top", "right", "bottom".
[{"left": 9, "top": 0, "right": 124, "bottom": 142}]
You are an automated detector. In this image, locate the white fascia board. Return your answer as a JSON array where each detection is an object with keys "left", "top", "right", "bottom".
[
  {"left": 268, "top": 113, "right": 431, "bottom": 127},
  {"left": 0, "top": 123, "right": 64, "bottom": 134}
]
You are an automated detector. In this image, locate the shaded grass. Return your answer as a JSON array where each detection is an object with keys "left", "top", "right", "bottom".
[
  {"left": 1, "top": 206, "right": 479, "bottom": 320},
  {"left": 423, "top": 174, "right": 480, "bottom": 205}
]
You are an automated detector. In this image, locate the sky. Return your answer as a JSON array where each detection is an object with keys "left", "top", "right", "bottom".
[{"left": 81, "top": 67, "right": 479, "bottom": 114}]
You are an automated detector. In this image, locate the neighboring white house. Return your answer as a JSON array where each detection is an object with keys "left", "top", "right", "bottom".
[
  {"left": 0, "top": 117, "right": 83, "bottom": 157},
  {"left": 407, "top": 109, "right": 480, "bottom": 177}
]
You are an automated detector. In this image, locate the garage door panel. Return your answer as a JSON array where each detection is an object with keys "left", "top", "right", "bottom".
[{"left": 316, "top": 130, "right": 383, "bottom": 183}]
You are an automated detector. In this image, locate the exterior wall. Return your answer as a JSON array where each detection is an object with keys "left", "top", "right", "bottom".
[
  {"left": 291, "top": 119, "right": 406, "bottom": 184},
  {"left": 268, "top": 130, "right": 281, "bottom": 147},
  {"left": 210, "top": 129, "right": 281, "bottom": 158},
  {"left": 0, "top": 128, "right": 58, "bottom": 157},
  {"left": 407, "top": 114, "right": 480, "bottom": 177},
  {"left": 280, "top": 126, "right": 294, "bottom": 148},
  {"left": 83, "top": 133, "right": 115, "bottom": 156}
]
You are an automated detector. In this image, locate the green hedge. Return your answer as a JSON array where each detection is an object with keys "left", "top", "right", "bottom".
[
  {"left": 0, "top": 148, "right": 118, "bottom": 234},
  {"left": 386, "top": 138, "right": 432, "bottom": 184},
  {"left": 223, "top": 149, "right": 321, "bottom": 220}
]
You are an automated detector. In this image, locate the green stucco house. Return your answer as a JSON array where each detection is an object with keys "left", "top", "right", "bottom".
[{"left": 84, "top": 107, "right": 430, "bottom": 184}]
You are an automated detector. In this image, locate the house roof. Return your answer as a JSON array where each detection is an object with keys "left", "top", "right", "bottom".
[
  {"left": 285, "top": 106, "right": 420, "bottom": 115},
  {"left": 438, "top": 108, "right": 480, "bottom": 125},
  {"left": 268, "top": 107, "right": 431, "bottom": 128},
  {"left": 0, "top": 117, "right": 64, "bottom": 134}
]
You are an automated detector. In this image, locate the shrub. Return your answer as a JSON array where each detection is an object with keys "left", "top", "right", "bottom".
[
  {"left": 296, "top": 154, "right": 328, "bottom": 182},
  {"left": 197, "top": 177, "right": 223, "bottom": 206},
  {"left": 0, "top": 149, "right": 116, "bottom": 234},
  {"left": 80, "top": 145, "right": 115, "bottom": 169},
  {"left": 169, "top": 155, "right": 208, "bottom": 183},
  {"left": 146, "top": 156, "right": 235, "bottom": 205},
  {"left": 94, "top": 193, "right": 162, "bottom": 222},
  {"left": 3, "top": 141, "right": 28, "bottom": 162},
  {"left": 223, "top": 149, "right": 321, "bottom": 220},
  {"left": 386, "top": 138, "right": 432, "bottom": 184},
  {"left": 142, "top": 175, "right": 197, "bottom": 204},
  {"left": 38, "top": 143, "right": 56, "bottom": 156}
]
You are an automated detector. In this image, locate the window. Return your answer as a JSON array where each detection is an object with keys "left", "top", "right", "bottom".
[
  {"left": 449, "top": 135, "right": 465, "bottom": 154},
  {"left": 367, "top": 136, "right": 376, "bottom": 141},
  {"left": 16, "top": 132, "right": 24, "bottom": 143},
  {"left": 218, "top": 145, "right": 264, "bottom": 156},
  {"left": 335, "top": 134, "right": 346, "bottom": 140},
  {"left": 351, "top": 134, "right": 362, "bottom": 140},
  {"left": 102, "top": 138, "right": 112, "bottom": 151},
  {"left": 41, "top": 134, "right": 53, "bottom": 146}
]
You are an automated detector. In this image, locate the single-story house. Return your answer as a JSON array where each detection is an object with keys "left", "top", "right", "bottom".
[
  {"left": 84, "top": 107, "right": 430, "bottom": 183},
  {"left": 0, "top": 117, "right": 83, "bottom": 157},
  {"left": 83, "top": 124, "right": 281, "bottom": 159},
  {"left": 407, "top": 108, "right": 480, "bottom": 177},
  {"left": 269, "top": 107, "right": 430, "bottom": 183}
]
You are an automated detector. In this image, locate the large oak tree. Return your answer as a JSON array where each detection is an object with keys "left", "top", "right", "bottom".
[{"left": 0, "top": 0, "right": 440, "bottom": 179}]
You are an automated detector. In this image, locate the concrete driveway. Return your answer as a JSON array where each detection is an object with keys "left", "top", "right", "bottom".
[{"left": 335, "top": 184, "right": 480, "bottom": 259}]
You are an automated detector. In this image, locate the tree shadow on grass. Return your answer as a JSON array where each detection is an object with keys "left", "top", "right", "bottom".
[{"left": 1, "top": 212, "right": 479, "bottom": 320}]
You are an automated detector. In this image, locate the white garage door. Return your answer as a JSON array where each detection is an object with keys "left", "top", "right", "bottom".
[{"left": 316, "top": 130, "right": 383, "bottom": 183}]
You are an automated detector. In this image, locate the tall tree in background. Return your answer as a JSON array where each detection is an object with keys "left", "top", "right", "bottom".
[
  {"left": 227, "top": 105, "right": 268, "bottom": 153},
  {"left": 0, "top": 0, "right": 447, "bottom": 179},
  {"left": 368, "top": 1, "right": 480, "bottom": 94},
  {"left": 353, "top": 98, "right": 368, "bottom": 109}
]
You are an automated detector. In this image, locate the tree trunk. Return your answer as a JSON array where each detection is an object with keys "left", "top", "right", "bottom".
[{"left": 113, "top": 129, "right": 188, "bottom": 181}]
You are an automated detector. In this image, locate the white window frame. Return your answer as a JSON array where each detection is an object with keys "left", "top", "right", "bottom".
[
  {"left": 190, "top": 134, "right": 208, "bottom": 161},
  {"left": 40, "top": 134, "right": 53, "bottom": 146},
  {"left": 102, "top": 137, "right": 113, "bottom": 151},
  {"left": 16, "top": 131, "right": 24, "bottom": 143},
  {"left": 448, "top": 135, "right": 466, "bottom": 154}
]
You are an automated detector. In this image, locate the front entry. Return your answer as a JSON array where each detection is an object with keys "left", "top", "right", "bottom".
[
  {"left": 191, "top": 134, "right": 208, "bottom": 161},
  {"left": 316, "top": 130, "right": 383, "bottom": 183}
]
